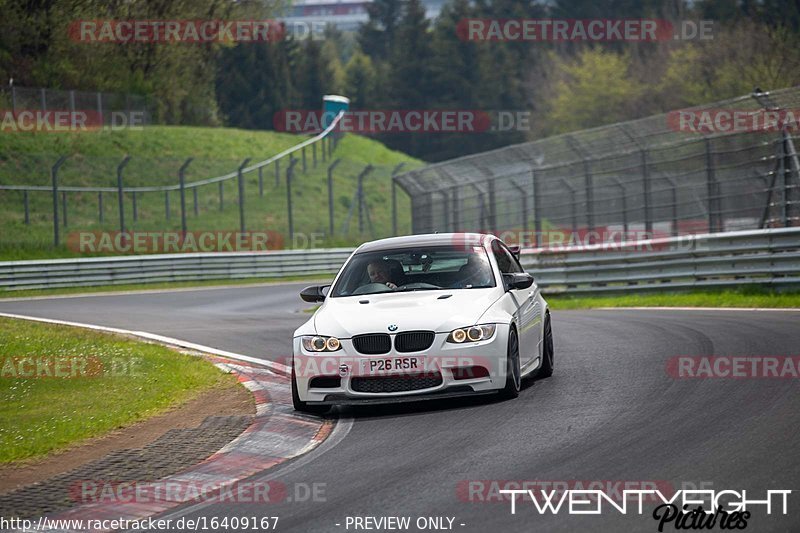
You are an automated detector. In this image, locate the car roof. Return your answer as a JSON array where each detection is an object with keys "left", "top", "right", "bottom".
[{"left": 354, "top": 233, "right": 498, "bottom": 253}]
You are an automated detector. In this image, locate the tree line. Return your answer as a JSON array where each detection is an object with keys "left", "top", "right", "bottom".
[{"left": 2, "top": 0, "right": 800, "bottom": 161}]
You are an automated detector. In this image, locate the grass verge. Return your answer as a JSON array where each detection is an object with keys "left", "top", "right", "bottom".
[
  {"left": 0, "top": 317, "right": 240, "bottom": 463},
  {"left": 546, "top": 288, "right": 800, "bottom": 310}
]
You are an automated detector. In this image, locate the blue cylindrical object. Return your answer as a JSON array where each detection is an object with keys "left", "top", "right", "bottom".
[{"left": 322, "top": 95, "right": 349, "bottom": 129}]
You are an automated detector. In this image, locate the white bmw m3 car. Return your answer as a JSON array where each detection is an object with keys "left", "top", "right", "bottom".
[{"left": 291, "top": 233, "right": 554, "bottom": 413}]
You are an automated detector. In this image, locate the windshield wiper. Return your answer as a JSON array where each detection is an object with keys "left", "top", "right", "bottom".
[{"left": 393, "top": 285, "right": 441, "bottom": 292}]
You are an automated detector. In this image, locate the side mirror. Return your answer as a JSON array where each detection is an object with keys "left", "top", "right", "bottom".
[
  {"left": 502, "top": 272, "right": 534, "bottom": 291},
  {"left": 300, "top": 285, "right": 330, "bottom": 303},
  {"left": 508, "top": 245, "right": 521, "bottom": 259}
]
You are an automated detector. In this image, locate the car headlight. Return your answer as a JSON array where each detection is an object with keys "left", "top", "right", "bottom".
[
  {"left": 301, "top": 335, "right": 342, "bottom": 352},
  {"left": 446, "top": 324, "right": 496, "bottom": 343}
]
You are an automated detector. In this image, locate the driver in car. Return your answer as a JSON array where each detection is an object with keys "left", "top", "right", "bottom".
[{"left": 367, "top": 260, "right": 398, "bottom": 289}]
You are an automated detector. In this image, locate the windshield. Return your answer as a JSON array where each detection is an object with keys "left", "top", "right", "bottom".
[{"left": 330, "top": 245, "right": 495, "bottom": 297}]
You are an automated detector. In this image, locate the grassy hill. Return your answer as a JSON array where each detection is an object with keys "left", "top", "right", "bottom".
[{"left": 0, "top": 126, "right": 422, "bottom": 260}]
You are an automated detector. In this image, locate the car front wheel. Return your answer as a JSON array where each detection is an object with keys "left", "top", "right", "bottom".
[
  {"left": 500, "top": 327, "right": 521, "bottom": 399},
  {"left": 292, "top": 366, "right": 329, "bottom": 415}
]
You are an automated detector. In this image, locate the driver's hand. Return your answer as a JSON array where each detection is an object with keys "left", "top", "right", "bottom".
[{"left": 386, "top": 282, "right": 397, "bottom": 289}]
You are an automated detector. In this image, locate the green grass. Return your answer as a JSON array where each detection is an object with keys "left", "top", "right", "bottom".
[
  {"left": 0, "top": 274, "right": 331, "bottom": 299},
  {"left": 546, "top": 288, "right": 800, "bottom": 310},
  {"left": 0, "top": 316, "right": 241, "bottom": 463},
  {"left": 0, "top": 126, "right": 422, "bottom": 260}
]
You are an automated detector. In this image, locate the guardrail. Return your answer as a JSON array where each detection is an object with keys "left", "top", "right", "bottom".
[
  {"left": 0, "top": 228, "right": 797, "bottom": 293},
  {"left": 522, "top": 227, "right": 800, "bottom": 294}
]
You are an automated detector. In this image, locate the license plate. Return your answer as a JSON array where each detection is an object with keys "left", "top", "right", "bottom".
[{"left": 362, "top": 357, "right": 420, "bottom": 375}]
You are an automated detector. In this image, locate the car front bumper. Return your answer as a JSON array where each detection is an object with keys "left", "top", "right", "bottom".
[{"left": 292, "top": 325, "right": 510, "bottom": 404}]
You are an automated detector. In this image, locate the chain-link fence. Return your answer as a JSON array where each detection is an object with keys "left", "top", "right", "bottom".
[
  {"left": 394, "top": 87, "right": 800, "bottom": 247},
  {"left": 0, "top": 85, "right": 150, "bottom": 126}
]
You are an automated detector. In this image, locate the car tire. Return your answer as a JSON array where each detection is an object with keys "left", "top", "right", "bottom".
[
  {"left": 500, "top": 327, "right": 521, "bottom": 399},
  {"left": 291, "top": 366, "right": 329, "bottom": 415},
  {"left": 536, "top": 313, "right": 554, "bottom": 379}
]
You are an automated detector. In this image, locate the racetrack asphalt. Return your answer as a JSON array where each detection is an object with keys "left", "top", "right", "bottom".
[{"left": 2, "top": 284, "right": 799, "bottom": 532}]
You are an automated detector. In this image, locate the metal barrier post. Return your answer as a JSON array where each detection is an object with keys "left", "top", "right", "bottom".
[
  {"left": 559, "top": 179, "right": 577, "bottom": 237},
  {"left": 193, "top": 187, "right": 199, "bottom": 216},
  {"left": 705, "top": 138, "right": 718, "bottom": 232},
  {"left": 117, "top": 156, "right": 131, "bottom": 235},
  {"left": 237, "top": 158, "right": 251, "bottom": 233},
  {"left": 165, "top": 191, "right": 170, "bottom": 220},
  {"left": 391, "top": 163, "right": 406, "bottom": 236},
  {"left": 611, "top": 178, "right": 627, "bottom": 237},
  {"left": 62, "top": 191, "right": 67, "bottom": 227},
  {"left": 132, "top": 192, "right": 138, "bottom": 222},
  {"left": 287, "top": 158, "right": 298, "bottom": 243},
  {"left": 51, "top": 158, "right": 68, "bottom": 246},
  {"left": 664, "top": 177, "right": 679, "bottom": 237},
  {"left": 258, "top": 166, "right": 263, "bottom": 197},
  {"left": 356, "top": 165, "right": 374, "bottom": 234},
  {"left": 179, "top": 158, "right": 193, "bottom": 235},
  {"left": 327, "top": 159, "right": 342, "bottom": 237},
  {"left": 98, "top": 192, "right": 103, "bottom": 223},
  {"left": 218, "top": 182, "right": 224, "bottom": 211},
  {"left": 23, "top": 190, "right": 29, "bottom": 225}
]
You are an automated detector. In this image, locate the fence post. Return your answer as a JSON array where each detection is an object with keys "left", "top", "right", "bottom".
[
  {"left": 117, "top": 156, "right": 131, "bottom": 235},
  {"left": 237, "top": 158, "right": 251, "bottom": 233},
  {"left": 258, "top": 166, "right": 263, "bottom": 197},
  {"left": 302, "top": 146, "right": 307, "bottom": 173},
  {"left": 218, "top": 182, "right": 224, "bottom": 211},
  {"left": 356, "top": 165, "right": 374, "bottom": 234},
  {"left": 23, "top": 190, "right": 30, "bottom": 225},
  {"left": 98, "top": 192, "right": 103, "bottom": 223},
  {"left": 313, "top": 142, "right": 317, "bottom": 168},
  {"left": 391, "top": 163, "right": 406, "bottom": 236},
  {"left": 132, "top": 192, "right": 138, "bottom": 222},
  {"left": 193, "top": 187, "right": 199, "bottom": 216},
  {"left": 327, "top": 159, "right": 342, "bottom": 238},
  {"left": 321, "top": 137, "right": 327, "bottom": 163},
  {"left": 611, "top": 178, "right": 628, "bottom": 238},
  {"left": 641, "top": 150, "right": 652, "bottom": 234},
  {"left": 165, "top": 191, "right": 170, "bottom": 220},
  {"left": 11, "top": 85, "right": 17, "bottom": 118},
  {"left": 96, "top": 91, "right": 102, "bottom": 118},
  {"left": 62, "top": 191, "right": 68, "bottom": 227},
  {"left": 51, "top": 156, "right": 67, "bottom": 246},
  {"left": 782, "top": 133, "right": 791, "bottom": 227},
  {"left": 40, "top": 88, "right": 46, "bottom": 112},
  {"left": 275, "top": 159, "right": 280, "bottom": 187},
  {"left": 510, "top": 180, "right": 527, "bottom": 243},
  {"left": 559, "top": 179, "right": 577, "bottom": 237},
  {"left": 69, "top": 90, "right": 75, "bottom": 114},
  {"left": 287, "top": 158, "right": 298, "bottom": 244},
  {"left": 487, "top": 180, "right": 496, "bottom": 231},
  {"left": 179, "top": 158, "right": 193, "bottom": 235},
  {"left": 664, "top": 177, "right": 679, "bottom": 236},
  {"left": 705, "top": 138, "right": 718, "bottom": 232},
  {"left": 532, "top": 170, "right": 541, "bottom": 247}
]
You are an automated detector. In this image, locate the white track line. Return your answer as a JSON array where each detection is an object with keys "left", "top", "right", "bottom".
[{"left": 0, "top": 312, "right": 291, "bottom": 376}]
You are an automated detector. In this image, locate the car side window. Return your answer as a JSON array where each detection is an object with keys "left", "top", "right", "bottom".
[{"left": 492, "top": 241, "right": 523, "bottom": 274}]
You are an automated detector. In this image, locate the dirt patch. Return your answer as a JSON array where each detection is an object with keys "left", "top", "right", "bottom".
[{"left": 0, "top": 381, "right": 255, "bottom": 494}]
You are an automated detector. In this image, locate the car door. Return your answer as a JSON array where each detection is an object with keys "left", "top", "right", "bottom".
[{"left": 492, "top": 241, "right": 541, "bottom": 367}]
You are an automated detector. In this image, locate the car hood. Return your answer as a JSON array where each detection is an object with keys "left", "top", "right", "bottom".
[{"left": 313, "top": 289, "right": 501, "bottom": 337}]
